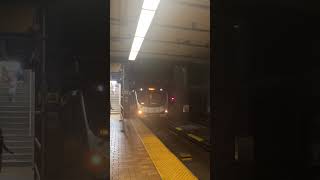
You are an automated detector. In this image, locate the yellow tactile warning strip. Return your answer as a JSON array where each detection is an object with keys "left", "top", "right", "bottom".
[
  {"left": 187, "top": 134, "right": 204, "bottom": 142},
  {"left": 175, "top": 127, "right": 183, "bottom": 131},
  {"left": 130, "top": 118, "right": 198, "bottom": 180}
]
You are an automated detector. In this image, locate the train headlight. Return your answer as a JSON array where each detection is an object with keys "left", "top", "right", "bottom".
[{"left": 138, "top": 110, "right": 143, "bottom": 114}]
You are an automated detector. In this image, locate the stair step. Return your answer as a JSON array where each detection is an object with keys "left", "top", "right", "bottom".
[
  {"left": 0, "top": 97, "right": 28, "bottom": 102},
  {"left": 2, "top": 160, "right": 33, "bottom": 167},
  {"left": 2, "top": 128, "right": 29, "bottom": 136},
  {"left": 0, "top": 117, "right": 29, "bottom": 124},
  {"left": 0, "top": 92, "right": 28, "bottom": 95},
  {"left": 2, "top": 153, "right": 33, "bottom": 160},
  {"left": 0, "top": 89, "right": 27, "bottom": 93},
  {"left": 0, "top": 100, "right": 29, "bottom": 105},
  {"left": 0, "top": 114, "right": 29, "bottom": 123},
  {"left": 0, "top": 82, "right": 25, "bottom": 86},
  {"left": 4, "top": 136, "right": 33, "bottom": 141},
  {"left": 0, "top": 89, "right": 26, "bottom": 93},
  {"left": 5, "top": 140, "right": 33, "bottom": 147},
  {"left": 0, "top": 111, "right": 29, "bottom": 116},
  {"left": 0, "top": 106, "right": 29, "bottom": 111},
  {"left": 0, "top": 122, "right": 29, "bottom": 128},
  {"left": 5, "top": 146, "right": 33, "bottom": 153}
]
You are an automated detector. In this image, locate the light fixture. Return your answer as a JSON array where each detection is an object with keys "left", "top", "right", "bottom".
[
  {"left": 165, "top": 109, "right": 168, "bottom": 113},
  {"left": 134, "top": 10, "right": 155, "bottom": 38},
  {"left": 140, "top": 88, "right": 143, "bottom": 91},
  {"left": 138, "top": 110, "right": 143, "bottom": 114},
  {"left": 148, "top": 87, "right": 155, "bottom": 91},
  {"left": 130, "top": 37, "right": 144, "bottom": 52},
  {"left": 160, "top": 88, "right": 163, "bottom": 91},
  {"left": 129, "top": 51, "right": 139, "bottom": 61},
  {"left": 128, "top": 0, "right": 160, "bottom": 61},
  {"left": 142, "top": 0, "right": 160, "bottom": 11}
]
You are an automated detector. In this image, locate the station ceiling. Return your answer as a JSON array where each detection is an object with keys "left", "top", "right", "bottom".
[{"left": 110, "top": 0, "right": 210, "bottom": 63}]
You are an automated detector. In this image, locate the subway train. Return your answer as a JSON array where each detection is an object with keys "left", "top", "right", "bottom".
[{"left": 131, "top": 86, "right": 169, "bottom": 120}]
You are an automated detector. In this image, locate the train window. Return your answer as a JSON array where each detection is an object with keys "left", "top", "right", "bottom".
[{"left": 137, "top": 90, "right": 166, "bottom": 106}]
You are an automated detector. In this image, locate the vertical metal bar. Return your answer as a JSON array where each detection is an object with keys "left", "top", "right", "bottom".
[
  {"left": 29, "top": 70, "right": 32, "bottom": 136},
  {"left": 40, "top": 7, "right": 47, "bottom": 179},
  {"left": 31, "top": 71, "right": 35, "bottom": 166},
  {"left": 32, "top": 71, "right": 35, "bottom": 137},
  {"left": 118, "top": 83, "right": 121, "bottom": 108}
]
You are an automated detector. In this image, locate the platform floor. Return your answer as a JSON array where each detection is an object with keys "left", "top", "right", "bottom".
[
  {"left": 110, "top": 114, "right": 198, "bottom": 180},
  {"left": 110, "top": 114, "right": 161, "bottom": 180}
]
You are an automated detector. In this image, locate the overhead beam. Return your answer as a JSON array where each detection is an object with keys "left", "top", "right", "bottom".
[
  {"left": 110, "top": 17, "right": 210, "bottom": 33},
  {"left": 111, "top": 36, "right": 209, "bottom": 48},
  {"left": 111, "top": 49, "right": 208, "bottom": 60},
  {"left": 110, "top": 54, "right": 209, "bottom": 64}
]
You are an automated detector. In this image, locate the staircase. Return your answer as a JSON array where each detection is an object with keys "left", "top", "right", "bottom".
[
  {"left": 0, "top": 70, "right": 34, "bottom": 167},
  {"left": 110, "top": 82, "right": 121, "bottom": 114}
]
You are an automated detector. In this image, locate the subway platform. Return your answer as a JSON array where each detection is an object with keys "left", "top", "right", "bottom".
[{"left": 110, "top": 114, "right": 198, "bottom": 180}]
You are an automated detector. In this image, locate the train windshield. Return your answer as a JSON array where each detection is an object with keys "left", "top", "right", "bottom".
[{"left": 136, "top": 90, "right": 167, "bottom": 107}]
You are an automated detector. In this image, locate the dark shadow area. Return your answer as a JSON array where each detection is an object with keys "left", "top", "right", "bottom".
[
  {"left": 212, "top": 1, "right": 320, "bottom": 180},
  {"left": 0, "top": 1, "right": 109, "bottom": 180}
]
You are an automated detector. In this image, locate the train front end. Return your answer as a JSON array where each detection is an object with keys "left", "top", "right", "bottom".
[{"left": 134, "top": 87, "right": 168, "bottom": 120}]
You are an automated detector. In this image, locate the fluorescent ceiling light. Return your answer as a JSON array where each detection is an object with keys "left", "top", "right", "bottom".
[
  {"left": 128, "top": 0, "right": 160, "bottom": 61},
  {"left": 142, "top": 0, "right": 160, "bottom": 11},
  {"left": 129, "top": 51, "right": 139, "bottom": 61},
  {"left": 130, "top": 37, "right": 144, "bottom": 52},
  {"left": 135, "top": 9, "right": 155, "bottom": 37}
]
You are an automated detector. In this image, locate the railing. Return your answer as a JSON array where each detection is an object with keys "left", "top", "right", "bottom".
[
  {"left": 28, "top": 70, "right": 35, "bottom": 137},
  {"left": 26, "top": 69, "right": 36, "bottom": 167}
]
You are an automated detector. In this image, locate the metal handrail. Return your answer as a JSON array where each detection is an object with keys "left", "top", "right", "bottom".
[
  {"left": 35, "top": 137, "right": 41, "bottom": 149},
  {"left": 79, "top": 91, "right": 107, "bottom": 153},
  {"left": 29, "top": 70, "right": 32, "bottom": 136},
  {"left": 35, "top": 163, "right": 41, "bottom": 180}
]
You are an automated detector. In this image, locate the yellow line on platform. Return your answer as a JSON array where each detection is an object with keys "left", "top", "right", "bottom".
[
  {"left": 130, "top": 118, "right": 198, "bottom": 180},
  {"left": 187, "top": 134, "right": 204, "bottom": 142}
]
